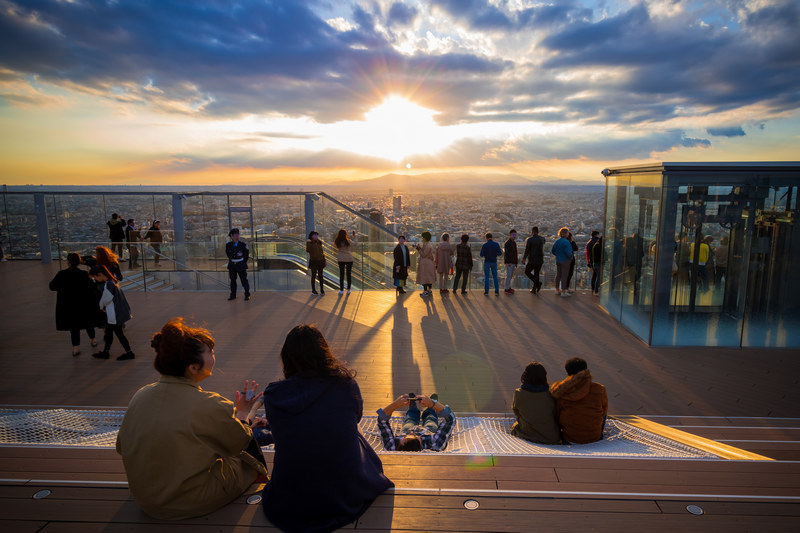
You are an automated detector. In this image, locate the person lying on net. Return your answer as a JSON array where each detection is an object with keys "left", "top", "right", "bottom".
[{"left": 377, "top": 393, "right": 455, "bottom": 451}]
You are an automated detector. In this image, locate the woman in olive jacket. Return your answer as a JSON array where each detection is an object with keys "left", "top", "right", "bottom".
[{"left": 511, "top": 361, "right": 562, "bottom": 445}]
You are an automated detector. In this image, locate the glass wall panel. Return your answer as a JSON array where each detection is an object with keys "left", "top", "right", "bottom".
[
  {"left": 599, "top": 172, "right": 661, "bottom": 342},
  {"left": 741, "top": 184, "right": 800, "bottom": 347}
]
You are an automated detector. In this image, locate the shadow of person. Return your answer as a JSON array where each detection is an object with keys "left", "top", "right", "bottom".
[{"left": 392, "top": 301, "right": 421, "bottom": 400}]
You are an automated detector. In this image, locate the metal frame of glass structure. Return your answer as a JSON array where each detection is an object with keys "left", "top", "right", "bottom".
[{"left": 600, "top": 162, "right": 800, "bottom": 348}]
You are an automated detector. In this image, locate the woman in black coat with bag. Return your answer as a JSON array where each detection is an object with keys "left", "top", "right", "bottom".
[
  {"left": 393, "top": 235, "right": 410, "bottom": 295},
  {"left": 49, "top": 252, "right": 100, "bottom": 356}
]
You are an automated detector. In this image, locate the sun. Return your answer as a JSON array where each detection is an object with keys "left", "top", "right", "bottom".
[{"left": 331, "top": 96, "right": 450, "bottom": 162}]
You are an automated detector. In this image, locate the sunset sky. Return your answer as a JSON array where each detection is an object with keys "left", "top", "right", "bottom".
[{"left": 1, "top": 0, "right": 798, "bottom": 186}]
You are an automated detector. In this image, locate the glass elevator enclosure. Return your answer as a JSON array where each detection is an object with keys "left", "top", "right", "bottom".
[{"left": 600, "top": 163, "right": 800, "bottom": 347}]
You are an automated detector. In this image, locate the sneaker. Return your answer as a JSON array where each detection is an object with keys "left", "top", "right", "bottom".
[
  {"left": 90, "top": 339, "right": 98, "bottom": 347},
  {"left": 567, "top": 289, "right": 575, "bottom": 294},
  {"left": 495, "top": 291, "right": 500, "bottom": 296},
  {"left": 484, "top": 291, "right": 489, "bottom": 295},
  {"left": 244, "top": 295, "right": 251, "bottom": 301},
  {"left": 228, "top": 295, "right": 236, "bottom": 300},
  {"left": 117, "top": 351, "right": 135, "bottom": 361},
  {"left": 72, "top": 349, "right": 80, "bottom": 357},
  {"left": 312, "top": 290, "right": 318, "bottom": 295},
  {"left": 560, "top": 292, "right": 572, "bottom": 297},
  {"left": 461, "top": 290, "right": 467, "bottom": 295},
  {"left": 347, "top": 289, "right": 351, "bottom": 294},
  {"left": 92, "top": 351, "right": 110, "bottom": 360},
  {"left": 338, "top": 290, "right": 344, "bottom": 295}
]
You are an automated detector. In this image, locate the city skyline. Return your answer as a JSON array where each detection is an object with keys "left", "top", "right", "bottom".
[{"left": 1, "top": 1, "right": 799, "bottom": 186}]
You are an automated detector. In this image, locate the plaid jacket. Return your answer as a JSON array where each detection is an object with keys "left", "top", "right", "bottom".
[
  {"left": 376, "top": 406, "right": 456, "bottom": 451},
  {"left": 455, "top": 243, "right": 473, "bottom": 271}
]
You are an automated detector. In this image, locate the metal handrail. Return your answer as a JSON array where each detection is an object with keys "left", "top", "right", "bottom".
[{"left": 146, "top": 249, "right": 230, "bottom": 289}]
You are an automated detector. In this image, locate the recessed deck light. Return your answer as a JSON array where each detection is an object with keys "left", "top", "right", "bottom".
[
  {"left": 463, "top": 499, "right": 480, "bottom": 510},
  {"left": 686, "top": 504, "right": 704, "bottom": 515}
]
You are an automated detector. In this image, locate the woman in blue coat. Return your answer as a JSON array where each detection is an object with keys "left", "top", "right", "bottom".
[{"left": 261, "top": 325, "right": 393, "bottom": 532}]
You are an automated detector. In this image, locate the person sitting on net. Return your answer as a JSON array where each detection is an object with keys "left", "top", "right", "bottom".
[{"left": 377, "top": 393, "right": 455, "bottom": 451}]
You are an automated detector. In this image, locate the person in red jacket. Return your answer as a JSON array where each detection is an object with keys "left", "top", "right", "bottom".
[{"left": 549, "top": 357, "right": 608, "bottom": 443}]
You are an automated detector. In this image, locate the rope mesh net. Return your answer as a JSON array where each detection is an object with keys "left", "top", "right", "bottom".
[{"left": 1, "top": 408, "right": 716, "bottom": 458}]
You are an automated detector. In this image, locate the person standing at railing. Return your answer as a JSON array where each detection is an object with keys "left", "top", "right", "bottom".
[
  {"left": 434, "top": 232, "right": 454, "bottom": 294},
  {"left": 452, "top": 234, "right": 472, "bottom": 294},
  {"left": 522, "top": 226, "right": 545, "bottom": 294},
  {"left": 480, "top": 233, "right": 502, "bottom": 296},
  {"left": 565, "top": 232, "right": 579, "bottom": 292},
  {"left": 503, "top": 229, "right": 519, "bottom": 295},
  {"left": 107, "top": 213, "right": 126, "bottom": 258},
  {"left": 144, "top": 220, "right": 163, "bottom": 266},
  {"left": 551, "top": 227, "right": 574, "bottom": 297},
  {"left": 126, "top": 219, "right": 141, "bottom": 269},
  {"left": 226, "top": 228, "right": 251, "bottom": 301},
  {"left": 333, "top": 229, "right": 357, "bottom": 295},
  {"left": 586, "top": 231, "right": 602, "bottom": 296},
  {"left": 415, "top": 231, "right": 435, "bottom": 297},
  {"left": 393, "top": 235, "right": 410, "bottom": 295},
  {"left": 307, "top": 231, "right": 326, "bottom": 295}
]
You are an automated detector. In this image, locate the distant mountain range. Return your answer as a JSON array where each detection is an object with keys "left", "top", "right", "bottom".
[
  {"left": 328, "top": 172, "right": 600, "bottom": 191},
  {"left": 5, "top": 173, "right": 602, "bottom": 193}
]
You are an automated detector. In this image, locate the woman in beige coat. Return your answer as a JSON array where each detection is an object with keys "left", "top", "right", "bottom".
[
  {"left": 415, "top": 231, "right": 436, "bottom": 297},
  {"left": 116, "top": 318, "right": 268, "bottom": 520},
  {"left": 435, "top": 233, "right": 454, "bottom": 293}
]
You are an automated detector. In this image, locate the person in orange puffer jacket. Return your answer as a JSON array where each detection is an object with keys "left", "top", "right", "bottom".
[{"left": 549, "top": 357, "right": 608, "bottom": 444}]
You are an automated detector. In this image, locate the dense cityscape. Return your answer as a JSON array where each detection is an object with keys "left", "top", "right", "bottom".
[{"left": 1, "top": 186, "right": 606, "bottom": 260}]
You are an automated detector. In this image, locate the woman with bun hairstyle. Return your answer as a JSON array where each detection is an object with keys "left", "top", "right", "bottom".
[
  {"left": 260, "top": 324, "right": 393, "bottom": 532},
  {"left": 89, "top": 265, "right": 134, "bottom": 361},
  {"left": 116, "top": 318, "right": 268, "bottom": 520}
]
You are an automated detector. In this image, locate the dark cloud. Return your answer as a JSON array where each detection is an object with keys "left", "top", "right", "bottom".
[
  {"left": 0, "top": 0, "right": 506, "bottom": 122},
  {"left": 681, "top": 137, "right": 711, "bottom": 148},
  {"left": 707, "top": 126, "right": 745, "bottom": 137},
  {"left": 387, "top": 2, "right": 418, "bottom": 27}
]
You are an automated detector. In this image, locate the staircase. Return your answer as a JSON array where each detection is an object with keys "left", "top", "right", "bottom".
[{"left": 119, "top": 270, "right": 175, "bottom": 292}]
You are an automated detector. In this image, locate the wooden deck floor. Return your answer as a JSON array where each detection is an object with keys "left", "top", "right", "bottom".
[{"left": 1, "top": 261, "right": 800, "bottom": 531}]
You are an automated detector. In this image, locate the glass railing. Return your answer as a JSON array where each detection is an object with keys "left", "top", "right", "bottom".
[{"left": 4, "top": 190, "right": 595, "bottom": 291}]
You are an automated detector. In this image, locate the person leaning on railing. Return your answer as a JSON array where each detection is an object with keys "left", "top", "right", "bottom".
[{"left": 116, "top": 318, "right": 268, "bottom": 520}]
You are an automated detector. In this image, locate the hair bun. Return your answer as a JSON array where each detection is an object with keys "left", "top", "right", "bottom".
[{"left": 150, "top": 332, "right": 162, "bottom": 350}]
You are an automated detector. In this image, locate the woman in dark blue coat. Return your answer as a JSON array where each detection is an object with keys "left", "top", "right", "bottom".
[{"left": 260, "top": 325, "right": 393, "bottom": 532}]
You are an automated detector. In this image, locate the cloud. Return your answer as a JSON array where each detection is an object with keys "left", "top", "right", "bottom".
[
  {"left": 681, "top": 137, "right": 711, "bottom": 148},
  {"left": 0, "top": 0, "right": 798, "bottom": 171},
  {"left": 706, "top": 126, "right": 745, "bottom": 137},
  {"left": 387, "top": 2, "right": 418, "bottom": 27}
]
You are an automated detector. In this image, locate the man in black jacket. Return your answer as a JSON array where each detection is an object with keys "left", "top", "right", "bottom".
[
  {"left": 586, "top": 231, "right": 603, "bottom": 295},
  {"left": 522, "top": 227, "right": 545, "bottom": 293}
]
